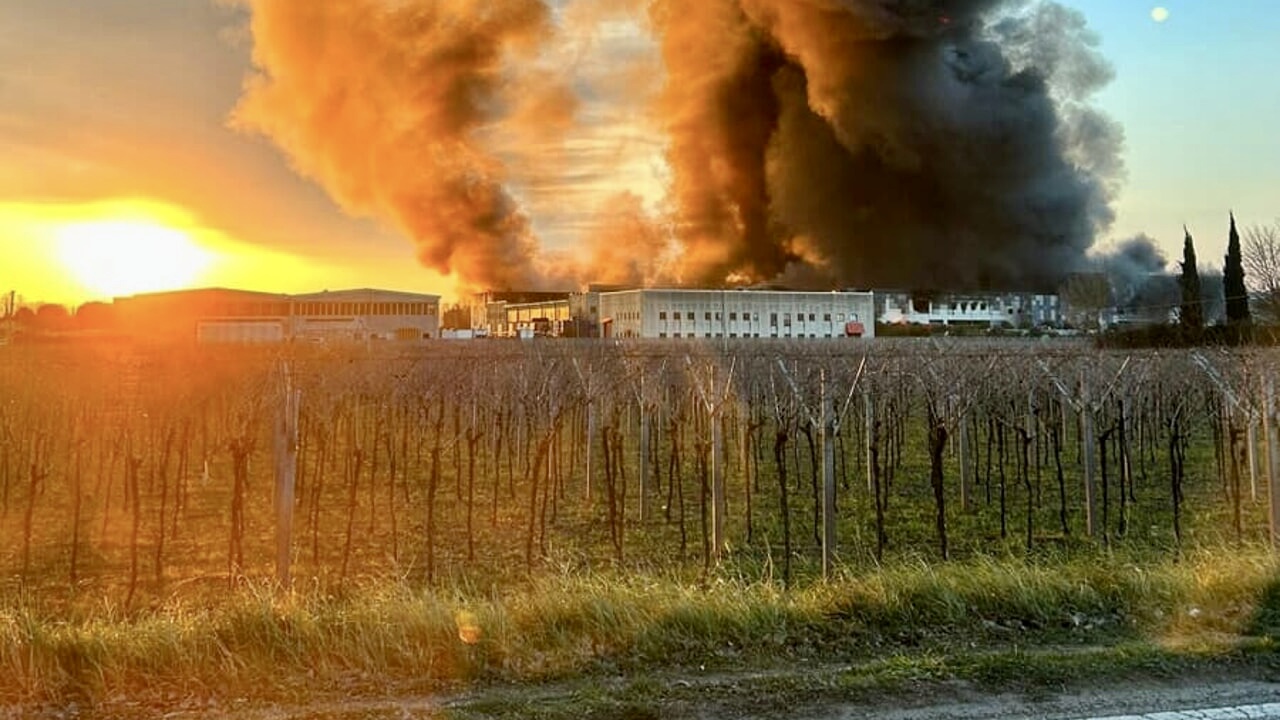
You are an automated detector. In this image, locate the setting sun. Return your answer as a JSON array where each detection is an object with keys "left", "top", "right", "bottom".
[
  {"left": 55, "top": 220, "right": 213, "bottom": 298},
  {"left": 1, "top": 198, "right": 341, "bottom": 306}
]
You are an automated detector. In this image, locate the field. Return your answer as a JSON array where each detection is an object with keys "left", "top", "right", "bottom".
[{"left": 3, "top": 338, "right": 1280, "bottom": 714}]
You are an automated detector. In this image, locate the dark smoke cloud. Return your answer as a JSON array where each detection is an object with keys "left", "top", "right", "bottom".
[
  {"left": 1092, "top": 234, "right": 1168, "bottom": 305},
  {"left": 232, "top": 0, "right": 1123, "bottom": 293},
  {"left": 658, "top": 0, "right": 1123, "bottom": 290}
]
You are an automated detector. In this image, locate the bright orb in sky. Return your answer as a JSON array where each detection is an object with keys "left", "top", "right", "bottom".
[
  {"left": 1151, "top": 6, "right": 1170, "bottom": 23},
  {"left": 56, "top": 220, "right": 214, "bottom": 298}
]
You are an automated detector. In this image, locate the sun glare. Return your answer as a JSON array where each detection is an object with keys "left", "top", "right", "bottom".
[{"left": 55, "top": 219, "right": 214, "bottom": 298}]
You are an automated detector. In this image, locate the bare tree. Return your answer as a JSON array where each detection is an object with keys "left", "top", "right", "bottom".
[{"left": 1243, "top": 220, "right": 1280, "bottom": 322}]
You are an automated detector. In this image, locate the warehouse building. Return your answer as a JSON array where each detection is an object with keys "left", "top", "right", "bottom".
[
  {"left": 114, "top": 287, "right": 440, "bottom": 344},
  {"left": 470, "top": 290, "right": 571, "bottom": 337},
  {"left": 597, "top": 288, "right": 875, "bottom": 340},
  {"left": 876, "top": 291, "right": 1062, "bottom": 328}
]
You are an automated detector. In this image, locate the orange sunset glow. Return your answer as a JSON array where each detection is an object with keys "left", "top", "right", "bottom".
[
  {"left": 0, "top": 198, "right": 354, "bottom": 305},
  {"left": 56, "top": 219, "right": 213, "bottom": 298}
]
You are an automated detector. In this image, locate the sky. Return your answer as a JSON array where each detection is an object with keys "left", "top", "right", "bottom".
[{"left": 1, "top": 0, "right": 1277, "bottom": 307}]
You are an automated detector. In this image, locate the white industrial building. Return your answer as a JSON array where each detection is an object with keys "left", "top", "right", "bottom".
[
  {"left": 115, "top": 287, "right": 440, "bottom": 344},
  {"left": 597, "top": 288, "right": 875, "bottom": 340},
  {"left": 876, "top": 291, "right": 1061, "bottom": 328}
]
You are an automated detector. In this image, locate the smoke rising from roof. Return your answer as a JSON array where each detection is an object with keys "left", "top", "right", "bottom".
[
  {"left": 1093, "top": 234, "right": 1168, "bottom": 305},
  {"left": 232, "top": 0, "right": 1123, "bottom": 292}
]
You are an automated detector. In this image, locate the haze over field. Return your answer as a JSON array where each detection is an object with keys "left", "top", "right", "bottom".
[{"left": 1, "top": 1, "right": 1277, "bottom": 302}]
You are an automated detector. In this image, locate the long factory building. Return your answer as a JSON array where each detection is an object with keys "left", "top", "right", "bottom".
[
  {"left": 471, "top": 286, "right": 876, "bottom": 340},
  {"left": 113, "top": 287, "right": 441, "bottom": 344}
]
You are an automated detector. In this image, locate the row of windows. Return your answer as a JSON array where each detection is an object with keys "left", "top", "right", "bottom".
[
  {"left": 657, "top": 332, "right": 849, "bottom": 339},
  {"left": 214, "top": 301, "right": 438, "bottom": 318},
  {"left": 657, "top": 311, "right": 858, "bottom": 323}
]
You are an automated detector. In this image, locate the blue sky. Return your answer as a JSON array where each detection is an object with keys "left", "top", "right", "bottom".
[{"left": 1069, "top": 1, "right": 1280, "bottom": 267}]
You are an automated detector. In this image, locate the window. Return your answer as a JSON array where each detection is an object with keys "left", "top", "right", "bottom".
[
  {"left": 809, "top": 313, "right": 816, "bottom": 322},
  {"left": 824, "top": 313, "right": 831, "bottom": 322},
  {"left": 659, "top": 311, "right": 667, "bottom": 320},
  {"left": 770, "top": 312, "right": 778, "bottom": 326},
  {"left": 729, "top": 312, "right": 738, "bottom": 321},
  {"left": 659, "top": 332, "right": 667, "bottom": 338},
  {"left": 714, "top": 312, "right": 721, "bottom": 321},
  {"left": 704, "top": 312, "right": 712, "bottom": 321},
  {"left": 687, "top": 312, "right": 695, "bottom": 320}
]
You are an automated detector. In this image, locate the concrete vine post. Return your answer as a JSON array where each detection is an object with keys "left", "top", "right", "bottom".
[
  {"left": 1040, "top": 357, "right": 1132, "bottom": 541},
  {"left": 958, "top": 399, "right": 971, "bottom": 513},
  {"left": 687, "top": 355, "right": 736, "bottom": 562},
  {"left": 1080, "top": 374, "right": 1097, "bottom": 538},
  {"left": 820, "top": 368, "right": 837, "bottom": 580},
  {"left": 274, "top": 360, "right": 301, "bottom": 590},
  {"left": 776, "top": 356, "right": 865, "bottom": 580},
  {"left": 1266, "top": 376, "right": 1280, "bottom": 548},
  {"left": 864, "top": 391, "right": 875, "bottom": 495}
]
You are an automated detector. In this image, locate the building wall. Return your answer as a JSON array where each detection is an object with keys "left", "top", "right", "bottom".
[
  {"left": 877, "top": 292, "right": 1061, "bottom": 327},
  {"left": 115, "top": 288, "right": 440, "bottom": 343},
  {"left": 290, "top": 289, "right": 440, "bottom": 341},
  {"left": 504, "top": 299, "right": 571, "bottom": 336},
  {"left": 598, "top": 289, "right": 876, "bottom": 340}
]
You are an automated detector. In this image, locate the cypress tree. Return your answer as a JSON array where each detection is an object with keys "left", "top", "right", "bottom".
[
  {"left": 1224, "top": 212, "right": 1251, "bottom": 324},
  {"left": 1179, "top": 227, "right": 1204, "bottom": 331}
]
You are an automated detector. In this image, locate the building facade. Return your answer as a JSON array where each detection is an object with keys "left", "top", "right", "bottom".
[
  {"left": 115, "top": 287, "right": 440, "bottom": 344},
  {"left": 470, "top": 291, "right": 571, "bottom": 337},
  {"left": 597, "top": 288, "right": 875, "bottom": 340},
  {"left": 876, "top": 291, "right": 1062, "bottom": 328}
]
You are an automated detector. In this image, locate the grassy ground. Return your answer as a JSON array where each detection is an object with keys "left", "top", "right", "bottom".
[{"left": 5, "top": 546, "right": 1280, "bottom": 714}]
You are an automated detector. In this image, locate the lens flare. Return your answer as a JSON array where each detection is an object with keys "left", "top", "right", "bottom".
[{"left": 56, "top": 219, "right": 213, "bottom": 298}]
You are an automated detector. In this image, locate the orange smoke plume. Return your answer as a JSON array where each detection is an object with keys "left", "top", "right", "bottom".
[{"left": 232, "top": 0, "right": 558, "bottom": 290}]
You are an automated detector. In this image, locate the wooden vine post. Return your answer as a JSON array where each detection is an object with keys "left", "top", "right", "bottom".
[{"left": 274, "top": 361, "right": 302, "bottom": 589}]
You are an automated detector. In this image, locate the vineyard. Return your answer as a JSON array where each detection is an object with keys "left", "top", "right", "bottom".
[{"left": 2, "top": 338, "right": 1277, "bottom": 608}]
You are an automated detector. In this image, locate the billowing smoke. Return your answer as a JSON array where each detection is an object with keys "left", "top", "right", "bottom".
[
  {"left": 660, "top": 0, "right": 1121, "bottom": 290},
  {"left": 231, "top": 0, "right": 559, "bottom": 290},
  {"left": 232, "top": 0, "right": 1122, "bottom": 292},
  {"left": 1092, "top": 234, "right": 1168, "bottom": 306}
]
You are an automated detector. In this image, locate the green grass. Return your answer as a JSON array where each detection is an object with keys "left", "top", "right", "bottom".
[{"left": 4, "top": 547, "right": 1280, "bottom": 711}]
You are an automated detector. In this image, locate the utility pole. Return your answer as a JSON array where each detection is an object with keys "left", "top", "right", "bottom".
[{"left": 1, "top": 291, "right": 14, "bottom": 344}]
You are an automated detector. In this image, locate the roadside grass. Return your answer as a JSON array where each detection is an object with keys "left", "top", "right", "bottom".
[{"left": 4, "top": 546, "right": 1280, "bottom": 711}]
